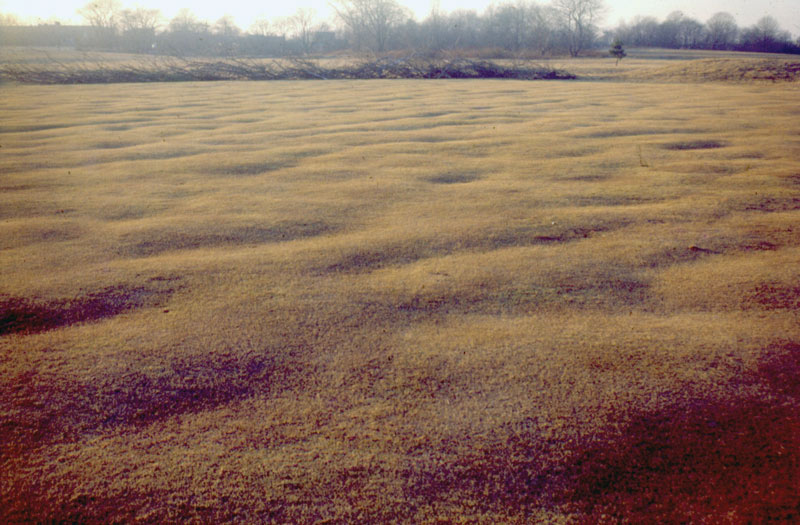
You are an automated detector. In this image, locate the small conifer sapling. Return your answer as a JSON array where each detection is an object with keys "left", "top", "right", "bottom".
[{"left": 610, "top": 39, "right": 626, "bottom": 66}]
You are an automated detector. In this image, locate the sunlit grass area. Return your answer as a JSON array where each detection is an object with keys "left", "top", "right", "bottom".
[{"left": 1, "top": 76, "right": 799, "bottom": 522}]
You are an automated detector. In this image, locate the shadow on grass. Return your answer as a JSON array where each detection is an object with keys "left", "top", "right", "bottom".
[
  {"left": 426, "top": 173, "right": 482, "bottom": 184},
  {"left": 661, "top": 139, "right": 726, "bottom": 150},
  {"left": 406, "top": 341, "right": 800, "bottom": 521},
  {"left": 0, "top": 334, "right": 303, "bottom": 466},
  {"left": 0, "top": 281, "right": 177, "bottom": 336},
  {"left": 393, "top": 275, "right": 650, "bottom": 316},
  {"left": 206, "top": 160, "right": 297, "bottom": 177},
  {"left": 323, "top": 221, "right": 630, "bottom": 275},
  {"left": 566, "top": 399, "right": 800, "bottom": 522},
  {"left": 404, "top": 399, "right": 800, "bottom": 522},
  {"left": 0, "top": 301, "right": 365, "bottom": 460},
  {"left": 119, "top": 221, "right": 333, "bottom": 257}
]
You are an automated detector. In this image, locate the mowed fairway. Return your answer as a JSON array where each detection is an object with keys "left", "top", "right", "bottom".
[{"left": 2, "top": 77, "right": 800, "bottom": 522}]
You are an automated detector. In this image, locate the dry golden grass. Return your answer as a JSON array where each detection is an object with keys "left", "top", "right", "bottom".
[{"left": 1, "top": 72, "right": 799, "bottom": 522}]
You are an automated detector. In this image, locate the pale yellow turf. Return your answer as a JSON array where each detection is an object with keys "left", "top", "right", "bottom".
[{"left": 1, "top": 70, "right": 799, "bottom": 522}]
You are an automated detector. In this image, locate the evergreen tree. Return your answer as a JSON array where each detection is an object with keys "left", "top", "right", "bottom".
[{"left": 610, "top": 38, "right": 626, "bottom": 65}]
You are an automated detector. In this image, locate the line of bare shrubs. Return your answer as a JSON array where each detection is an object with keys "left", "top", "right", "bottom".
[{"left": 0, "top": 54, "right": 575, "bottom": 84}]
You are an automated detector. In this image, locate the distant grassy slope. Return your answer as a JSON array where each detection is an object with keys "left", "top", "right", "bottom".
[
  {"left": 554, "top": 49, "right": 800, "bottom": 82},
  {"left": 1, "top": 79, "right": 799, "bottom": 522},
  {"left": 623, "top": 57, "right": 800, "bottom": 82},
  {"left": 2, "top": 46, "right": 798, "bottom": 84},
  {"left": 0, "top": 49, "right": 573, "bottom": 83}
]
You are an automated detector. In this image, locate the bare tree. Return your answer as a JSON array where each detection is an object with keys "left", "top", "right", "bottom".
[
  {"left": 656, "top": 11, "right": 684, "bottom": 48},
  {"left": 485, "top": 2, "right": 534, "bottom": 52},
  {"left": 740, "top": 16, "right": 791, "bottom": 53},
  {"left": 553, "top": 0, "right": 605, "bottom": 57},
  {"left": 78, "top": 0, "right": 121, "bottom": 31},
  {"left": 78, "top": 0, "right": 122, "bottom": 48},
  {"left": 706, "top": 12, "right": 738, "bottom": 50},
  {"left": 169, "top": 9, "right": 208, "bottom": 34},
  {"left": 529, "top": 5, "right": 560, "bottom": 55},
  {"left": 213, "top": 16, "right": 241, "bottom": 55},
  {"left": 422, "top": 0, "right": 447, "bottom": 51},
  {"left": 0, "top": 12, "right": 21, "bottom": 26},
  {"left": 446, "top": 10, "right": 483, "bottom": 49},
  {"left": 333, "top": 0, "right": 409, "bottom": 53},
  {"left": 120, "top": 8, "right": 160, "bottom": 32},
  {"left": 244, "top": 17, "right": 289, "bottom": 56},
  {"left": 675, "top": 14, "right": 706, "bottom": 49},
  {"left": 214, "top": 16, "right": 241, "bottom": 38},
  {"left": 628, "top": 16, "right": 659, "bottom": 46},
  {"left": 119, "top": 7, "right": 160, "bottom": 52},
  {"left": 249, "top": 17, "right": 273, "bottom": 37},
  {"left": 274, "top": 17, "right": 294, "bottom": 43},
  {"left": 289, "top": 8, "right": 318, "bottom": 55},
  {"left": 164, "top": 9, "right": 210, "bottom": 55}
]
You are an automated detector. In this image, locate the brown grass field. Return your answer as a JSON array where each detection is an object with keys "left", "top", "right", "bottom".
[{"left": 1, "top": 51, "right": 800, "bottom": 522}]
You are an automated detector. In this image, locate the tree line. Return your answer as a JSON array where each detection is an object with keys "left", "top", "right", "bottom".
[
  {"left": 1, "top": 0, "right": 798, "bottom": 57},
  {"left": 615, "top": 11, "right": 799, "bottom": 54}
]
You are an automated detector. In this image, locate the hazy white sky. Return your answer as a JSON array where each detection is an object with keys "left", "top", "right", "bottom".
[{"left": 2, "top": 0, "right": 799, "bottom": 36}]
